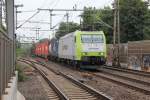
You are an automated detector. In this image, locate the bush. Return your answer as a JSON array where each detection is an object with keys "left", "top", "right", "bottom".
[{"left": 16, "top": 64, "right": 27, "bottom": 82}]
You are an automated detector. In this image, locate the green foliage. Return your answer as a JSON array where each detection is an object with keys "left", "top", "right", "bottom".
[
  {"left": 16, "top": 64, "right": 26, "bottom": 82},
  {"left": 0, "top": 25, "right": 7, "bottom": 33},
  {"left": 56, "top": 22, "right": 80, "bottom": 38},
  {"left": 30, "top": 43, "right": 36, "bottom": 55},
  {"left": 81, "top": 0, "right": 150, "bottom": 43},
  {"left": 119, "top": 0, "right": 148, "bottom": 42},
  {"left": 144, "top": 9, "right": 150, "bottom": 40},
  {"left": 16, "top": 40, "right": 21, "bottom": 49},
  {"left": 55, "top": 0, "right": 149, "bottom": 43},
  {"left": 16, "top": 48, "right": 27, "bottom": 57},
  {"left": 16, "top": 41, "right": 32, "bottom": 57},
  {"left": 81, "top": 7, "right": 113, "bottom": 43}
]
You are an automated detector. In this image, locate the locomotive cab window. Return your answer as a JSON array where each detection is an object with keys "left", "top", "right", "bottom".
[
  {"left": 81, "top": 34, "right": 104, "bottom": 43},
  {"left": 81, "top": 35, "right": 92, "bottom": 43}
]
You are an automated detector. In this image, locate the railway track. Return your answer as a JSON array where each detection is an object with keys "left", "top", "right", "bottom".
[
  {"left": 99, "top": 67, "right": 150, "bottom": 86},
  {"left": 18, "top": 58, "right": 111, "bottom": 100},
  {"left": 93, "top": 67, "right": 150, "bottom": 94},
  {"left": 103, "top": 66, "right": 150, "bottom": 77},
  {"left": 37, "top": 75, "right": 60, "bottom": 100},
  {"left": 18, "top": 60, "right": 63, "bottom": 100}
]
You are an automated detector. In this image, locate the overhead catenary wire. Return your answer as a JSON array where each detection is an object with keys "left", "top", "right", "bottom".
[
  {"left": 52, "top": 14, "right": 66, "bottom": 29},
  {"left": 51, "top": 0, "right": 61, "bottom": 9},
  {"left": 19, "top": 10, "right": 37, "bottom": 13},
  {"left": 16, "top": 0, "right": 58, "bottom": 29},
  {"left": 17, "top": 10, "right": 40, "bottom": 29}
]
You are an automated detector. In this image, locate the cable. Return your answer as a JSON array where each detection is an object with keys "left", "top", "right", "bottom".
[
  {"left": 17, "top": 10, "right": 40, "bottom": 29},
  {"left": 47, "top": 0, "right": 58, "bottom": 9},
  {"left": 51, "top": 0, "right": 61, "bottom": 9},
  {"left": 104, "top": 0, "right": 113, "bottom": 7},
  {"left": 98, "top": 19, "right": 113, "bottom": 29},
  {"left": 39, "top": 0, "right": 49, "bottom": 8},
  {"left": 20, "top": 10, "right": 37, "bottom": 13},
  {"left": 52, "top": 14, "right": 66, "bottom": 29}
]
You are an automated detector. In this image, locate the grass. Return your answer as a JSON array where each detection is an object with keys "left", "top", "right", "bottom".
[
  {"left": 16, "top": 63, "right": 27, "bottom": 82},
  {"left": 16, "top": 48, "right": 26, "bottom": 57}
]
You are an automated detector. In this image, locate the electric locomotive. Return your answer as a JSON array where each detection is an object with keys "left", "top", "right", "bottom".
[{"left": 58, "top": 30, "right": 107, "bottom": 69}]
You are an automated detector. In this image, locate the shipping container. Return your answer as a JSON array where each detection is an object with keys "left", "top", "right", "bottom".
[{"left": 35, "top": 39, "right": 50, "bottom": 58}]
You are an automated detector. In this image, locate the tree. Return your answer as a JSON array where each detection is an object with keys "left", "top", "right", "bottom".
[
  {"left": 81, "top": 7, "right": 113, "bottom": 43},
  {"left": 144, "top": 8, "right": 150, "bottom": 39},
  {"left": 55, "top": 22, "right": 80, "bottom": 38},
  {"left": 119, "top": 0, "right": 149, "bottom": 42},
  {"left": 97, "top": 7, "right": 113, "bottom": 43},
  {"left": 81, "top": 0, "right": 150, "bottom": 43}
]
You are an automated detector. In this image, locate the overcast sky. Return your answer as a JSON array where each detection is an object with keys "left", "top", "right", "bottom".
[{"left": 15, "top": 0, "right": 113, "bottom": 43}]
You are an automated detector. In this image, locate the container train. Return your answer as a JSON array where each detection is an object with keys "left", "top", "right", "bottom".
[{"left": 34, "top": 30, "right": 107, "bottom": 69}]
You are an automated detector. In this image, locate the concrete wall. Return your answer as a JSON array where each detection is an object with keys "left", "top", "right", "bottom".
[{"left": 2, "top": 71, "right": 25, "bottom": 100}]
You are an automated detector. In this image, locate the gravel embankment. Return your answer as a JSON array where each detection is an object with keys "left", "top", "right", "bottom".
[
  {"left": 35, "top": 58, "right": 150, "bottom": 100},
  {"left": 17, "top": 61, "right": 49, "bottom": 100}
]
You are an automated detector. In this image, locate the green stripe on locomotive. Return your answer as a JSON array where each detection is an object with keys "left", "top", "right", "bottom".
[{"left": 74, "top": 30, "right": 107, "bottom": 61}]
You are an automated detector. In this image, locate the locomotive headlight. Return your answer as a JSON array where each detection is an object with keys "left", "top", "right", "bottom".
[
  {"left": 99, "top": 52, "right": 104, "bottom": 56},
  {"left": 83, "top": 52, "right": 88, "bottom": 55}
]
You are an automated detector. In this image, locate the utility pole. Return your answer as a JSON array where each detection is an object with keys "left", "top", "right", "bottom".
[
  {"left": 117, "top": 0, "right": 121, "bottom": 67},
  {"left": 66, "top": 12, "right": 69, "bottom": 32},
  {"left": 35, "top": 27, "right": 40, "bottom": 40},
  {"left": 38, "top": 8, "right": 84, "bottom": 30},
  {"left": 148, "top": 0, "right": 150, "bottom": 6},
  {"left": 113, "top": 0, "right": 117, "bottom": 66},
  {"left": 14, "top": 4, "right": 23, "bottom": 30},
  {"left": 113, "top": 0, "right": 120, "bottom": 67},
  {"left": 49, "top": 10, "right": 52, "bottom": 29},
  {"left": 0, "top": 0, "right": 2, "bottom": 26},
  {"left": 80, "top": 17, "right": 82, "bottom": 30}
]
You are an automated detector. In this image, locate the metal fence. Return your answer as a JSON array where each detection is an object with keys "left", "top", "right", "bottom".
[
  {"left": 0, "top": 32, "right": 15, "bottom": 99},
  {"left": 0, "top": 0, "right": 15, "bottom": 99},
  {"left": 128, "top": 41, "right": 150, "bottom": 71},
  {"left": 107, "top": 41, "right": 150, "bottom": 72},
  {"left": 106, "top": 44, "right": 128, "bottom": 65}
]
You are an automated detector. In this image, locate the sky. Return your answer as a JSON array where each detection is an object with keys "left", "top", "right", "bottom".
[{"left": 15, "top": 0, "right": 113, "bottom": 43}]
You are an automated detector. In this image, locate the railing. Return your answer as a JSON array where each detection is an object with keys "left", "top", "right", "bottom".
[{"left": 0, "top": 31, "right": 15, "bottom": 99}]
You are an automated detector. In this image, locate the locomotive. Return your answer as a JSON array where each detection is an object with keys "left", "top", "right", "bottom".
[{"left": 34, "top": 30, "right": 107, "bottom": 69}]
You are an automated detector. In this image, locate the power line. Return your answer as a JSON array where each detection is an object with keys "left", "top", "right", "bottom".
[
  {"left": 38, "top": 8, "right": 84, "bottom": 30},
  {"left": 17, "top": 10, "right": 40, "bottom": 29},
  {"left": 51, "top": 0, "right": 61, "bottom": 9},
  {"left": 27, "top": 21, "right": 50, "bottom": 24},
  {"left": 19, "top": 27, "right": 38, "bottom": 29},
  {"left": 97, "top": 20, "right": 113, "bottom": 29},
  {"left": 52, "top": 14, "right": 66, "bottom": 29},
  {"left": 19, "top": 10, "right": 37, "bottom": 13},
  {"left": 47, "top": 0, "right": 59, "bottom": 9},
  {"left": 38, "top": 8, "right": 84, "bottom": 12},
  {"left": 15, "top": 4, "right": 23, "bottom": 30}
]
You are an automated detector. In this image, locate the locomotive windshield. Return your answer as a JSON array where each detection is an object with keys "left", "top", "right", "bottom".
[{"left": 81, "top": 34, "right": 103, "bottom": 43}]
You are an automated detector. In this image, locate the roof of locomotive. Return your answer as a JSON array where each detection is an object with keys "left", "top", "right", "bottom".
[{"left": 59, "top": 30, "right": 105, "bottom": 40}]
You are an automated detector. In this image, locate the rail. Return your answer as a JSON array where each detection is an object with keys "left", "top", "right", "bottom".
[{"left": 19, "top": 58, "right": 112, "bottom": 100}]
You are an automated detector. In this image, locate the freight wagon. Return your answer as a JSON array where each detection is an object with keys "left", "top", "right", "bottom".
[
  {"left": 35, "top": 39, "right": 50, "bottom": 59},
  {"left": 48, "top": 38, "right": 59, "bottom": 61}
]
